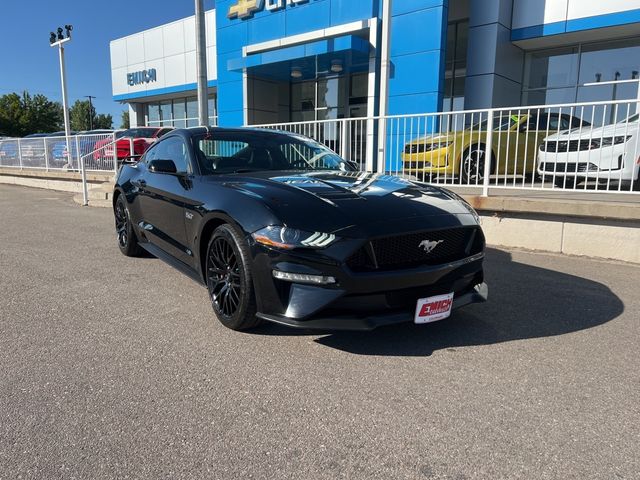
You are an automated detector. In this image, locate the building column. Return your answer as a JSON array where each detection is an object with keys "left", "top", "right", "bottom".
[
  {"left": 464, "top": 0, "right": 524, "bottom": 109},
  {"left": 128, "top": 103, "right": 145, "bottom": 127},
  {"left": 386, "top": 0, "right": 448, "bottom": 116}
]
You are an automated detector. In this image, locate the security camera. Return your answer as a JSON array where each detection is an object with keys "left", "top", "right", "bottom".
[
  {"left": 49, "top": 32, "right": 57, "bottom": 44},
  {"left": 57, "top": 27, "right": 64, "bottom": 40},
  {"left": 65, "top": 24, "right": 73, "bottom": 38}
]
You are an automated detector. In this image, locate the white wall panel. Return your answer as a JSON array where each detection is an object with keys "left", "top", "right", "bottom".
[
  {"left": 125, "top": 35, "right": 145, "bottom": 65},
  {"left": 112, "top": 66, "right": 129, "bottom": 94},
  {"left": 568, "top": 0, "right": 640, "bottom": 20},
  {"left": 205, "top": 10, "right": 217, "bottom": 47},
  {"left": 513, "top": 0, "right": 640, "bottom": 29},
  {"left": 512, "top": 0, "right": 568, "bottom": 29},
  {"left": 110, "top": 39, "right": 127, "bottom": 69},
  {"left": 184, "top": 17, "right": 197, "bottom": 52},
  {"left": 144, "top": 28, "right": 164, "bottom": 61},
  {"left": 110, "top": 9, "right": 218, "bottom": 97},
  {"left": 163, "top": 21, "right": 185, "bottom": 57},
  {"left": 185, "top": 51, "right": 197, "bottom": 85},
  {"left": 207, "top": 46, "right": 217, "bottom": 80},
  {"left": 164, "top": 54, "right": 187, "bottom": 86}
]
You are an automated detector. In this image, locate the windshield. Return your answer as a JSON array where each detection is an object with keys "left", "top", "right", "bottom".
[
  {"left": 472, "top": 114, "right": 522, "bottom": 131},
  {"left": 193, "top": 131, "right": 353, "bottom": 174},
  {"left": 123, "top": 128, "right": 158, "bottom": 138},
  {"left": 622, "top": 113, "right": 639, "bottom": 123}
]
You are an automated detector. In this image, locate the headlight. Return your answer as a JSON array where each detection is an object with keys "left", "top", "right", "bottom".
[
  {"left": 252, "top": 226, "right": 337, "bottom": 249},
  {"left": 600, "top": 136, "right": 631, "bottom": 147},
  {"left": 446, "top": 191, "right": 480, "bottom": 223},
  {"left": 405, "top": 141, "right": 453, "bottom": 154}
]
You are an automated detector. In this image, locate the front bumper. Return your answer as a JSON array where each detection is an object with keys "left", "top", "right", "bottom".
[
  {"left": 250, "top": 237, "right": 487, "bottom": 331},
  {"left": 257, "top": 282, "right": 488, "bottom": 331},
  {"left": 401, "top": 149, "right": 455, "bottom": 175}
]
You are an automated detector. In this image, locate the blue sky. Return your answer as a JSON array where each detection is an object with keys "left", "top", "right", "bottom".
[{"left": 0, "top": 0, "right": 215, "bottom": 127}]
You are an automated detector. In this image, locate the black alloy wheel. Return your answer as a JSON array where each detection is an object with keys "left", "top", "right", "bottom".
[
  {"left": 462, "top": 146, "right": 488, "bottom": 184},
  {"left": 206, "top": 224, "right": 260, "bottom": 331},
  {"left": 114, "top": 195, "right": 142, "bottom": 257}
]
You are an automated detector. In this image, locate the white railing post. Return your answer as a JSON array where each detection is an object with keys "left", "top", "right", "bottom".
[
  {"left": 340, "top": 119, "right": 349, "bottom": 161},
  {"left": 74, "top": 135, "right": 81, "bottom": 170},
  {"left": 18, "top": 139, "right": 23, "bottom": 170},
  {"left": 482, "top": 109, "right": 494, "bottom": 197},
  {"left": 113, "top": 133, "right": 118, "bottom": 174},
  {"left": 43, "top": 138, "right": 49, "bottom": 171},
  {"left": 365, "top": 117, "right": 375, "bottom": 172},
  {"left": 377, "top": 117, "right": 387, "bottom": 173},
  {"left": 80, "top": 153, "right": 88, "bottom": 206}
]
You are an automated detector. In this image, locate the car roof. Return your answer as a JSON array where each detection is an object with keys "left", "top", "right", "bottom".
[{"left": 180, "top": 126, "right": 306, "bottom": 140}]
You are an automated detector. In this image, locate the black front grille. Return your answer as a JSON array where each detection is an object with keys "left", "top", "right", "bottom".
[
  {"left": 404, "top": 143, "right": 431, "bottom": 154},
  {"left": 541, "top": 162, "right": 597, "bottom": 173},
  {"left": 346, "top": 226, "right": 484, "bottom": 272},
  {"left": 542, "top": 140, "right": 593, "bottom": 152}
]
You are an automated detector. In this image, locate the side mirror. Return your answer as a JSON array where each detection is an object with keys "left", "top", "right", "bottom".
[{"left": 149, "top": 158, "right": 178, "bottom": 174}]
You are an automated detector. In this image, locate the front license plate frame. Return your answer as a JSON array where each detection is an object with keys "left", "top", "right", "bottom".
[{"left": 414, "top": 292, "right": 454, "bottom": 324}]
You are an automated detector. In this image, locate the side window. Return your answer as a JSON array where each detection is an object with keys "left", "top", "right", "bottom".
[
  {"left": 152, "top": 137, "right": 189, "bottom": 173},
  {"left": 544, "top": 114, "right": 559, "bottom": 130},
  {"left": 143, "top": 144, "right": 158, "bottom": 164},
  {"left": 560, "top": 116, "right": 571, "bottom": 130}
]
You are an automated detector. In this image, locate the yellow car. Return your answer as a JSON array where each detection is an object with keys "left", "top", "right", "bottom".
[{"left": 402, "top": 113, "right": 588, "bottom": 182}]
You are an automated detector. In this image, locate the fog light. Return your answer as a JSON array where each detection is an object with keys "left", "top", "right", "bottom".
[{"left": 272, "top": 270, "right": 336, "bottom": 285}]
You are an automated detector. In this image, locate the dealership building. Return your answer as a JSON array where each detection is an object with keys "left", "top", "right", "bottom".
[{"left": 110, "top": 0, "right": 640, "bottom": 129}]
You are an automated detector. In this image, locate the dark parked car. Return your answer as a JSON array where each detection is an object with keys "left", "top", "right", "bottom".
[{"left": 113, "top": 127, "right": 488, "bottom": 331}]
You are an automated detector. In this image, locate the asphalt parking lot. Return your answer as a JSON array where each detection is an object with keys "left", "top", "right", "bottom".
[{"left": 1, "top": 183, "right": 639, "bottom": 480}]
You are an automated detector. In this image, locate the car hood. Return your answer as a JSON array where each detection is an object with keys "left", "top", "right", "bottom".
[
  {"left": 544, "top": 122, "right": 639, "bottom": 141},
  {"left": 207, "top": 171, "right": 476, "bottom": 236}
]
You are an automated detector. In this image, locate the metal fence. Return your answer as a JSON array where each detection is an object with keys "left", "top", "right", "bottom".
[
  {"left": 0, "top": 133, "right": 118, "bottom": 173},
  {"left": 253, "top": 99, "right": 640, "bottom": 195}
]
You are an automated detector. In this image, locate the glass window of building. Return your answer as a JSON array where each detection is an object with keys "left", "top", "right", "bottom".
[
  {"left": 159, "top": 101, "right": 172, "bottom": 127},
  {"left": 186, "top": 97, "right": 198, "bottom": 127},
  {"left": 145, "top": 94, "right": 217, "bottom": 128},
  {"left": 522, "top": 38, "right": 640, "bottom": 121},
  {"left": 443, "top": 20, "right": 468, "bottom": 112},
  {"left": 173, "top": 99, "right": 187, "bottom": 128},
  {"left": 290, "top": 73, "right": 367, "bottom": 122}
]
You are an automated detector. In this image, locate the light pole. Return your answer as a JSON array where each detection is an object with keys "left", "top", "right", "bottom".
[
  {"left": 49, "top": 25, "right": 73, "bottom": 166},
  {"left": 85, "top": 95, "right": 96, "bottom": 130},
  {"left": 195, "top": 0, "right": 209, "bottom": 126}
]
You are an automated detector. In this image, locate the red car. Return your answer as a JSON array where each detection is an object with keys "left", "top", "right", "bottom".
[{"left": 93, "top": 127, "right": 173, "bottom": 161}]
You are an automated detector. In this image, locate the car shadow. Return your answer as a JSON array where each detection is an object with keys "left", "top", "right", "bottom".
[{"left": 254, "top": 248, "right": 625, "bottom": 356}]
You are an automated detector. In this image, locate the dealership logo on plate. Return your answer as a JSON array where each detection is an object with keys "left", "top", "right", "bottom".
[{"left": 228, "top": 0, "right": 308, "bottom": 19}]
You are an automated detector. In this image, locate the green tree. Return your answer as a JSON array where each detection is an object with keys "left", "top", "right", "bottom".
[
  {"left": 69, "top": 99, "right": 95, "bottom": 131},
  {"left": 95, "top": 113, "right": 113, "bottom": 129},
  {"left": 120, "top": 110, "right": 130, "bottom": 129},
  {"left": 0, "top": 91, "right": 62, "bottom": 136},
  {"left": 0, "top": 93, "right": 23, "bottom": 136}
]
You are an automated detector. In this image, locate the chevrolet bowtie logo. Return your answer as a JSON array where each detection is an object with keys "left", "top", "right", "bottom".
[{"left": 228, "top": 0, "right": 262, "bottom": 19}]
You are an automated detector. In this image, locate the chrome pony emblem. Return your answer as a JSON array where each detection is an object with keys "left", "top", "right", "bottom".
[{"left": 419, "top": 239, "right": 443, "bottom": 253}]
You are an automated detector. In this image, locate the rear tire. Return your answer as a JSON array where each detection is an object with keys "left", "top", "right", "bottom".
[
  {"left": 205, "top": 224, "right": 261, "bottom": 331},
  {"left": 553, "top": 177, "right": 566, "bottom": 188},
  {"left": 114, "top": 195, "right": 142, "bottom": 257}
]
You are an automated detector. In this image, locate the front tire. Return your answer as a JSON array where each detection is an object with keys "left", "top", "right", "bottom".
[
  {"left": 461, "top": 146, "right": 491, "bottom": 184},
  {"left": 206, "top": 224, "right": 261, "bottom": 331},
  {"left": 114, "top": 195, "right": 142, "bottom": 257}
]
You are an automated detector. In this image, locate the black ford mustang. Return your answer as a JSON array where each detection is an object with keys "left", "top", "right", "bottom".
[{"left": 113, "top": 127, "right": 488, "bottom": 331}]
